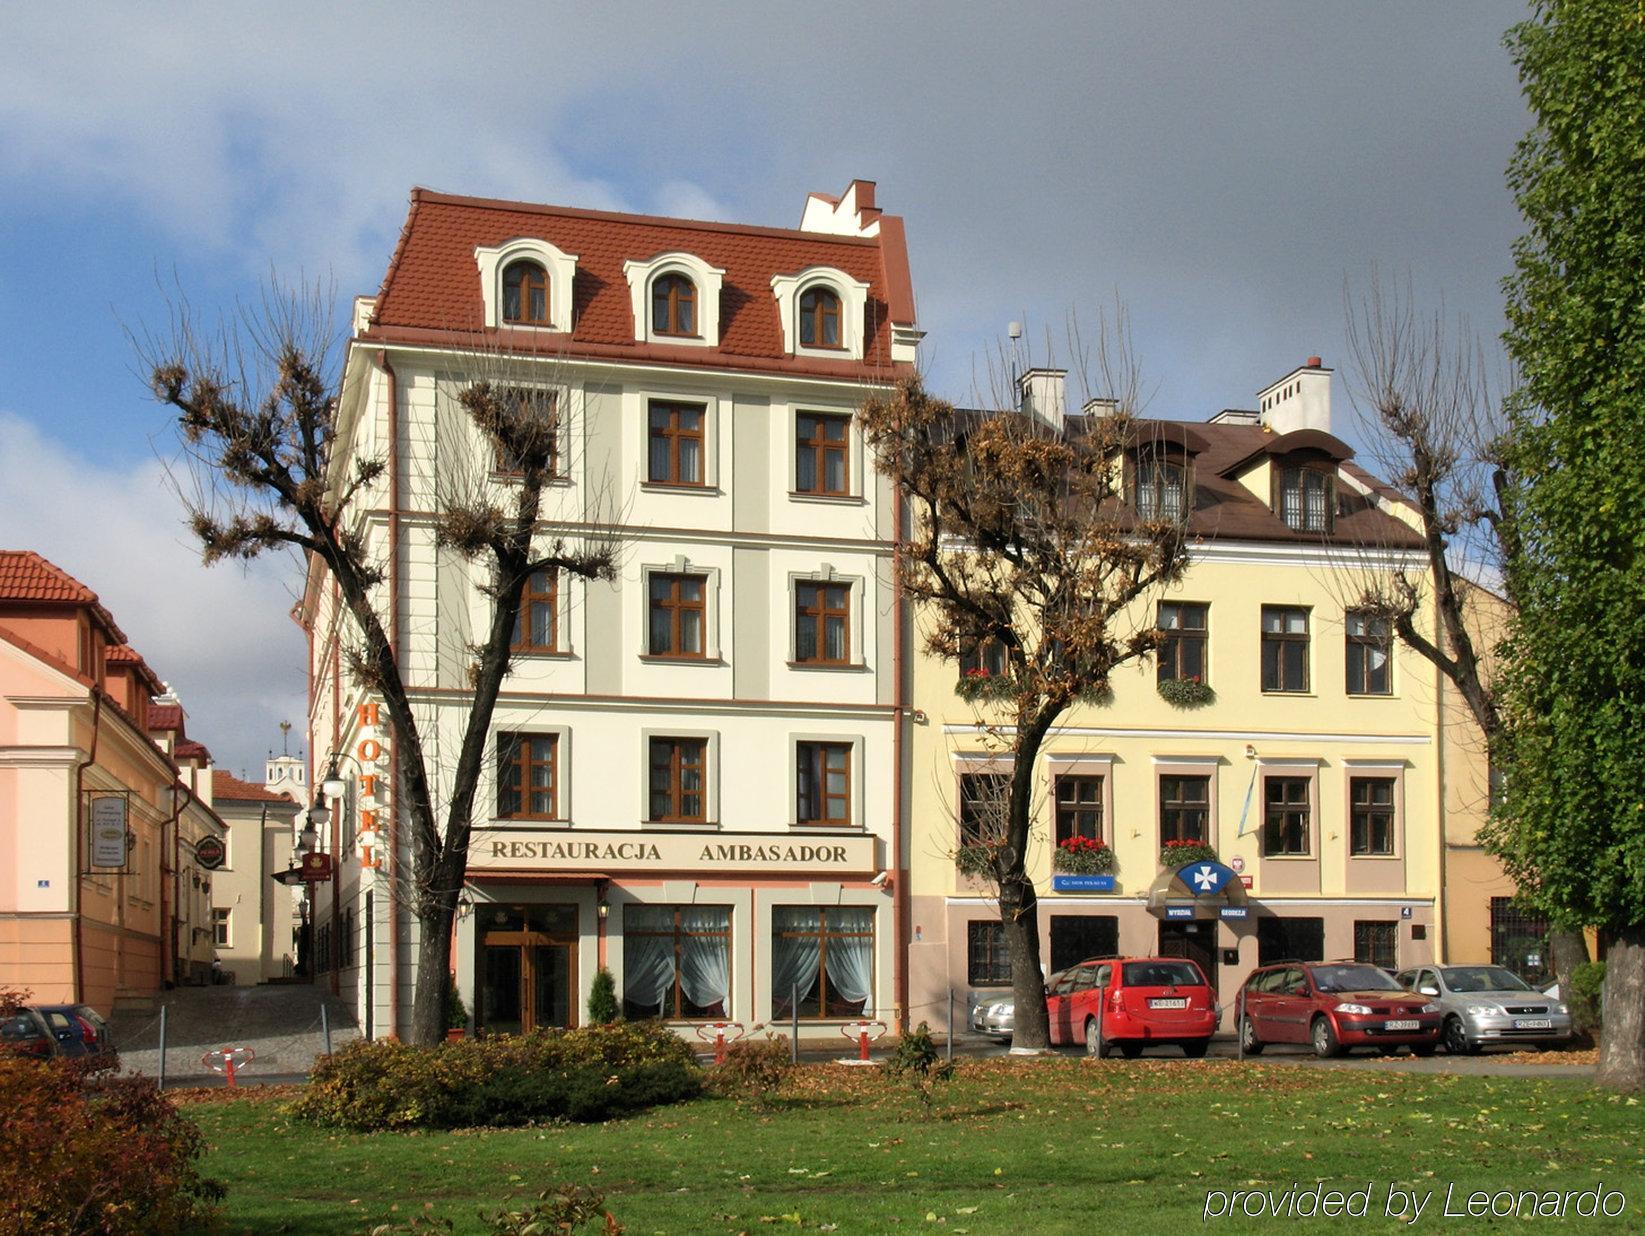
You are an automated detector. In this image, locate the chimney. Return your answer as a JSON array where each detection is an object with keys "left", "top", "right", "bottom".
[
  {"left": 1018, "top": 368, "right": 1067, "bottom": 431},
  {"left": 1257, "top": 356, "right": 1332, "bottom": 435},
  {"left": 1081, "top": 397, "right": 1120, "bottom": 418}
]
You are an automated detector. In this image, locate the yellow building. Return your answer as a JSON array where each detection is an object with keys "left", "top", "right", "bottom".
[{"left": 906, "top": 360, "right": 1468, "bottom": 1026}]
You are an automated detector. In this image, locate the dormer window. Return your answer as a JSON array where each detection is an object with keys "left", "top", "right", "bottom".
[
  {"left": 502, "top": 260, "right": 550, "bottom": 325},
  {"left": 799, "top": 286, "right": 842, "bottom": 349},
  {"left": 1136, "top": 457, "right": 1187, "bottom": 522},
  {"left": 1278, "top": 465, "right": 1333, "bottom": 533},
  {"left": 652, "top": 273, "right": 696, "bottom": 337}
]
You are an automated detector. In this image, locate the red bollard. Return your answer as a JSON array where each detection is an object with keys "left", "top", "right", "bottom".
[
  {"left": 857, "top": 1027, "right": 872, "bottom": 1062},
  {"left": 714, "top": 1027, "right": 728, "bottom": 1065},
  {"left": 224, "top": 1055, "right": 237, "bottom": 1088}
]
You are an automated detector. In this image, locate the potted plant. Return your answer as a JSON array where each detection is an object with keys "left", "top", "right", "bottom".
[
  {"left": 445, "top": 974, "right": 469, "bottom": 1040},
  {"left": 1157, "top": 675, "right": 1215, "bottom": 707},
  {"left": 1158, "top": 838, "right": 1220, "bottom": 869},
  {"left": 1052, "top": 835, "right": 1118, "bottom": 875}
]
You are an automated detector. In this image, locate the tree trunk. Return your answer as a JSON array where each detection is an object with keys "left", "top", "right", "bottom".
[
  {"left": 1549, "top": 927, "right": 1590, "bottom": 1010},
  {"left": 407, "top": 905, "right": 455, "bottom": 1046},
  {"left": 1595, "top": 924, "right": 1644, "bottom": 1092},
  {"left": 1001, "top": 875, "right": 1051, "bottom": 1051}
]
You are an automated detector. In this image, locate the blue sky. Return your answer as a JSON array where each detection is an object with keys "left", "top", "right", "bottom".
[{"left": 0, "top": 2, "right": 1532, "bottom": 776}]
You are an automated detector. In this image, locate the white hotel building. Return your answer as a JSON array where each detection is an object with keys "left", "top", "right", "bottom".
[{"left": 303, "top": 181, "right": 919, "bottom": 1039}]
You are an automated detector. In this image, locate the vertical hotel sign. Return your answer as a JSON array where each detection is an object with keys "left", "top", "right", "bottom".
[
  {"left": 89, "top": 795, "right": 129, "bottom": 869},
  {"left": 355, "top": 702, "right": 388, "bottom": 869}
]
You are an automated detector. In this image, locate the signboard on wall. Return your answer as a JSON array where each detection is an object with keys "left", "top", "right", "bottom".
[
  {"left": 89, "top": 795, "right": 129, "bottom": 869},
  {"left": 194, "top": 836, "right": 227, "bottom": 870},
  {"left": 468, "top": 828, "right": 878, "bottom": 876}
]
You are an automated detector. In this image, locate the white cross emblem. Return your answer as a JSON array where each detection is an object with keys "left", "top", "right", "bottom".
[{"left": 1192, "top": 865, "right": 1219, "bottom": 892}]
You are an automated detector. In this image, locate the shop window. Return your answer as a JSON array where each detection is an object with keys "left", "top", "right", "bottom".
[
  {"left": 622, "top": 905, "right": 730, "bottom": 1019},
  {"left": 1256, "top": 916, "right": 1324, "bottom": 966},
  {"left": 771, "top": 906, "right": 872, "bottom": 1019},
  {"left": 967, "top": 920, "right": 1011, "bottom": 987},
  {"left": 1353, "top": 920, "right": 1398, "bottom": 970},
  {"left": 1489, "top": 897, "right": 1551, "bottom": 986},
  {"left": 1050, "top": 915, "right": 1119, "bottom": 975}
]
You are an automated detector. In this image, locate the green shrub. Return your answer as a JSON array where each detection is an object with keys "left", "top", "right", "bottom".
[
  {"left": 586, "top": 967, "right": 620, "bottom": 1025},
  {"left": 707, "top": 1035, "right": 795, "bottom": 1106},
  {"left": 488, "top": 1184, "right": 619, "bottom": 1235},
  {"left": 291, "top": 1021, "right": 702, "bottom": 1131},
  {"left": 1569, "top": 960, "right": 1605, "bottom": 1034},
  {"left": 882, "top": 1021, "right": 954, "bottom": 1113},
  {"left": 0, "top": 1057, "right": 223, "bottom": 1233},
  {"left": 1159, "top": 839, "right": 1219, "bottom": 868},
  {"left": 446, "top": 974, "right": 469, "bottom": 1031}
]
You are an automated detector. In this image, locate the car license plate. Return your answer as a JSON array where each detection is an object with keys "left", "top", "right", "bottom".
[
  {"left": 1148, "top": 998, "right": 1188, "bottom": 1009},
  {"left": 1384, "top": 1019, "right": 1420, "bottom": 1031},
  {"left": 1515, "top": 1018, "right": 1553, "bottom": 1030}
]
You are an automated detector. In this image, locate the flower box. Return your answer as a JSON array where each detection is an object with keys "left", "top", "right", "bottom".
[
  {"left": 1157, "top": 676, "right": 1215, "bottom": 707},
  {"left": 1159, "top": 840, "right": 1220, "bottom": 869},
  {"left": 955, "top": 667, "right": 1015, "bottom": 702},
  {"left": 1052, "top": 835, "right": 1117, "bottom": 875}
]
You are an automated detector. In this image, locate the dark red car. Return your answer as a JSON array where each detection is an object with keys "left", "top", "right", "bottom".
[
  {"left": 1046, "top": 956, "right": 1218, "bottom": 1057},
  {"left": 0, "top": 1004, "right": 116, "bottom": 1063},
  {"left": 1237, "top": 961, "right": 1441, "bottom": 1058}
]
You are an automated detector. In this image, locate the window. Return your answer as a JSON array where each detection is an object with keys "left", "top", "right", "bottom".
[
  {"left": 1261, "top": 606, "right": 1310, "bottom": 693},
  {"left": 1049, "top": 915, "right": 1119, "bottom": 974},
  {"left": 511, "top": 570, "right": 558, "bottom": 653},
  {"left": 623, "top": 905, "right": 730, "bottom": 1019},
  {"left": 648, "top": 573, "right": 706, "bottom": 657},
  {"left": 772, "top": 906, "right": 873, "bottom": 1018},
  {"left": 498, "top": 733, "right": 559, "bottom": 819},
  {"left": 1159, "top": 775, "right": 1209, "bottom": 844},
  {"left": 1257, "top": 917, "right": 1325, "bottom": 966},
  {"left": 1277, "top": 465, "right": 1332, "bottom": 532},
  {"left": 797, "top": 741, "right": 851, "bottom": 826},
  {"left": 795, "top": 412, "right": 850, "bottom": 495},
  {"left": 1156, "top": 602, "right": 1208, "bottom": 683},
  {"left": 1489, "top": 897, "right": 1551, "bottom": 986},
  {"left": 652, "top": 273, "right": 696, "bottom": 337},
  {"left": 1346, "top": 611, "right": 1392, "bottom": 695},
  {"left": 1349, "top": 777, "right": 1396, "bottom": 856},
  {"left": 1136, "top": 457, "right": 1186, "bottom": 521},
  {"left": 1263, "top": 776, "right": 1311, "bottom": 856},
  {"left": 502, "top": 259, "right": 550, "bottom": 325},
  {"left": 959, "top": 639, "right": 1009, "bottom": 681},
  {"left": 1353, "top": 920, "right": 1398, "bottom": 971},
  {"left": 798, "top": 286, "right": 842, "bottom": 348},
  {"left": 959, "top": 772, "right": 1010, "bottom": 846},
  {"left": 967, "top": 920, "right": 1011, "bottom": 986},
  {"left": 795, "top": 582, "right": 850, "bottom": 665},
  {"left": 647, "top": 401, "right": 706, "bottom": 486},
  {"left": 488, "top": 386, "right": 558, "bottom": 477},
  {"left": 212, "top": 907, "right": 230, "bottom": 948},
  {"left": 1054, "top": 775, "right": 1103, "bottom": 844},
  {"left": 648, "top": 738, "right": 707, "bottom": 823}
]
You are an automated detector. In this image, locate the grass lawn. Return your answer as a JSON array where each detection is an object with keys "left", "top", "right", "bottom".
[{"left": 186, "top": 1059, "right": 1645, "bottom": 1234}]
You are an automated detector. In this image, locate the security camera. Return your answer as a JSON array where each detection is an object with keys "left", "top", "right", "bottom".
[{"left": 870, "top": 871, "right": 890, "bottom": 887}]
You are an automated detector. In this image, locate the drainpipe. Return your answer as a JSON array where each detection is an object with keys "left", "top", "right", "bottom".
[
  {"left": 331, "top": 604, "right": 342, "bottom": 998},
  {"left": 159, "top": 779, "right": 192, "bottom": 988},
  {"left": 71, "top": 692, "right": 103, "bottom": 1003},
  {"left": 379, "top": 350, "right": 402, "bottom": 1040},
  {"left": 891, "top": 471, "right": 910, "bottom": 1032}
]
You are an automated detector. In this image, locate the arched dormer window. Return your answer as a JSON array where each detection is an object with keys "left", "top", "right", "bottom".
[
  {"left": 799, "top": 286, "right": 842, "bottom": 349},
  {"left": 1136, "top": 457, "right": 1187, "bottom": 522},
  {"left": 503, "top": 260, "right": 550, "bottom": 325},
  {"left": 652, "top": 273, "right": 697, "bottom": 337},
  {"left": 1276, "top": 463, "right": 1334, "bottom": 533}
]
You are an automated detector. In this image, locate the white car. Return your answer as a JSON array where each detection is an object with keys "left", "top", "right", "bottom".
[{"left": 1397, "top": 965, "right": 1573, "bottom": 1054}]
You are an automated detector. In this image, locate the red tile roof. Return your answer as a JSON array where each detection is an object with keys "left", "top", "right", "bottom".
[
  {"left": 365, "top": 187, "right": 915, "bottom": 380},
  {"left": 212, "top": 770, "right": 296, "bottom": 804},
  {"left": 0, "top": 550, "right": 127, "bottom": 642},
  {"left": 174, "top": 738, "right": 212, "bottom": 763},
  {"left": 147, "top": 703, "right": 184, "bottom": 732}
]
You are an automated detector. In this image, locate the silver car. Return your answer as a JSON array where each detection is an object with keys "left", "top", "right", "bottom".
[
  {"left": 1397, "top": 964, "right": 1573, "bottom": 1054},
  {"left": 969, "top": 970, "right": 1067, "bottom": 1041}
]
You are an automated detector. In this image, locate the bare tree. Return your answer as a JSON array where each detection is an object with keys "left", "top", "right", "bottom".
[
  {"left": 1342, "top": 273, "right": 1589, "bottom": 988},
  {"left": 859, "top": 316, "right": 1191, "bottom": 1051},
  {"left": 144, "top": 282, "right": 620, "bottom": 1044}
]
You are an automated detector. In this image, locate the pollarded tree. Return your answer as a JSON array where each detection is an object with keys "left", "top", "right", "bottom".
[
  {"left": 860, "top": 341, "right": 1190, "bottom": 1051},
  {"left": 1485, "top": 0, "right": 1645, "bottom": 1091},
  {"left": 145, "top": 285, "right": 618, "bottom": 1045}
]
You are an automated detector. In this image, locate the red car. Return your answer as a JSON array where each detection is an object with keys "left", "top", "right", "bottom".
[
  {"left": 1046, "top": 956, "right": 1219, "bottom": 1057},
  {"left": 1237, "top": 961, "right": 1441, "bottom": 1058}
]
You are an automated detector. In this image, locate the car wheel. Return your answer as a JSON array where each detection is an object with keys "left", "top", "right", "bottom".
[
  {"left": 1443, "top": 1016, "right": 1478, "bottom": 1056},
  {"left": 1239, "top": 1015, "right": 1264, "bottom": 1056},
  {"left": 1085, "top": 1018, "right": 1111, "bottom": 1058},
  {"left": 1182, "top": 1038, "right": 1210, "bottom": 1059},
  {"left": 1311, "top": 1016, "right": 1344, "bottom": 1059}
]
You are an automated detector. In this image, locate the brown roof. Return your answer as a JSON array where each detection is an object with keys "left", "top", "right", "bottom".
[
  {"left": 174, "top": 738, "right": 212, "bottom": 763},
  {"left": 147, "top": 703, "right": 184, "bottom": 732},
  {"left": 0, "top": 550, "right": 127, "bottom": 641},
  {"left": 213, "top": 770, "right": 295, "bottom": 804},
  {"left": 365, "top": 187, "right": 915, "bottom": 380}
]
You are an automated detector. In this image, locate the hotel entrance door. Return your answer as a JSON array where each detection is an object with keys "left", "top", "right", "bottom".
[{"left": 476, "top": 904, "right": 578, "bottom": 1033}]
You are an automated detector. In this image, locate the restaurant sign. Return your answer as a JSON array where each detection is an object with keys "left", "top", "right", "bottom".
[{"left": 469, "top": 829, "right": 877, "bottom": 875}]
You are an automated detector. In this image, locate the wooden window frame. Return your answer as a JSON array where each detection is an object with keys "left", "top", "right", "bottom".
[
  {"left": 967, "top": 919, "right": 1012, "bottom": 987},
  {"left": 1262, "top": 775, "right": 1312, "bottom": 857},
  {"left": 1274, "top": 463, "right": 1335, "bottom": 533},
  {"left": 502, "top": 259, "right": 551, "bottom": 326},
  {"left": 1345, "top": 611, "right": 1393, "bottom": 695},
  {"left": 958, "top": 771, "right": 1011, "bottom": 847},
  {"left": 796, "top": 741, "right": 852, "bottom": 826},
  {"left": 497, "top": 731, "right": 559, "bottom": 821},
  {"left": 1353, "top": 920, "right": 1398, "bottom": 970},
  {"left": 488, "top": 386, "right": 559, "bottom": 479},
  {"left": 1156, "top": 601, "right": 1208, "bottom": 684},
  {"left": 648, "top": 737, "right": 708, "bottom": 824},
  {"left": 652, "top": 273, "right": 698, "bottom": 338},
  {"left": 795, "top": 411, "right": 851, "bottom": 496},
  {"left": 511, "top": 569, "right": 559, "bottom": 654},
  {"left": 647, "top": 572, "right": 708, "bottom": 659},
  {"left": 1135, "top": 456, "right": 1188, "bottom": 522},
  {"left": 1054, "top": 773, "right": 1104, "bottom": 845},
  {"left": 622, "top": 905, "right": 732, "bottom": 1019},
  {"left": 772, "top": 907, "right": 873, "bottom": 1020},
  {"left": 1159, "top": 774, "right": 1210, "bottom": 845},
  {"left": 798, "top": 286, "right": 843, "bottom": 350},
  {"left": 647, "top": 401, "right": 707, "bottom": 487},
  {"left": 1349, "top": 776, "right": 1397, "bottom": 857},
  {"left": 1261, "top": 605, "right": 1311, "bottom": 693},
  {"left": 794, "top": 581, "right": 851, "bottom": 666}
]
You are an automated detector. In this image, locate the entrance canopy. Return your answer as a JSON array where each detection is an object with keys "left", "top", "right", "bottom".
[{"left": 1145, "top": 860, "right": 1251, "bottom": 921}]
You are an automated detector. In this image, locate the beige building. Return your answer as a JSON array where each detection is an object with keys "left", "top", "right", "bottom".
[{"left": 209, "top": 760, "right": 303, "bottom": 985}]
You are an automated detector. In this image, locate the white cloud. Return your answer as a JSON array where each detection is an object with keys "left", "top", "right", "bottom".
[{"left": 0, "top": 412, "right": 306, "bottom": 778}]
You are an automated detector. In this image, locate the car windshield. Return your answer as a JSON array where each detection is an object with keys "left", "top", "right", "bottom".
[
  {"left": 1123, "top": 961, "right": 1203, "bottom": 987},
  {"left": 1311, "top": 965, "right": 1404, "bottom": 993},
  {"left": 1442, "top": 966, "right": 1534, "bottom": 994}
]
